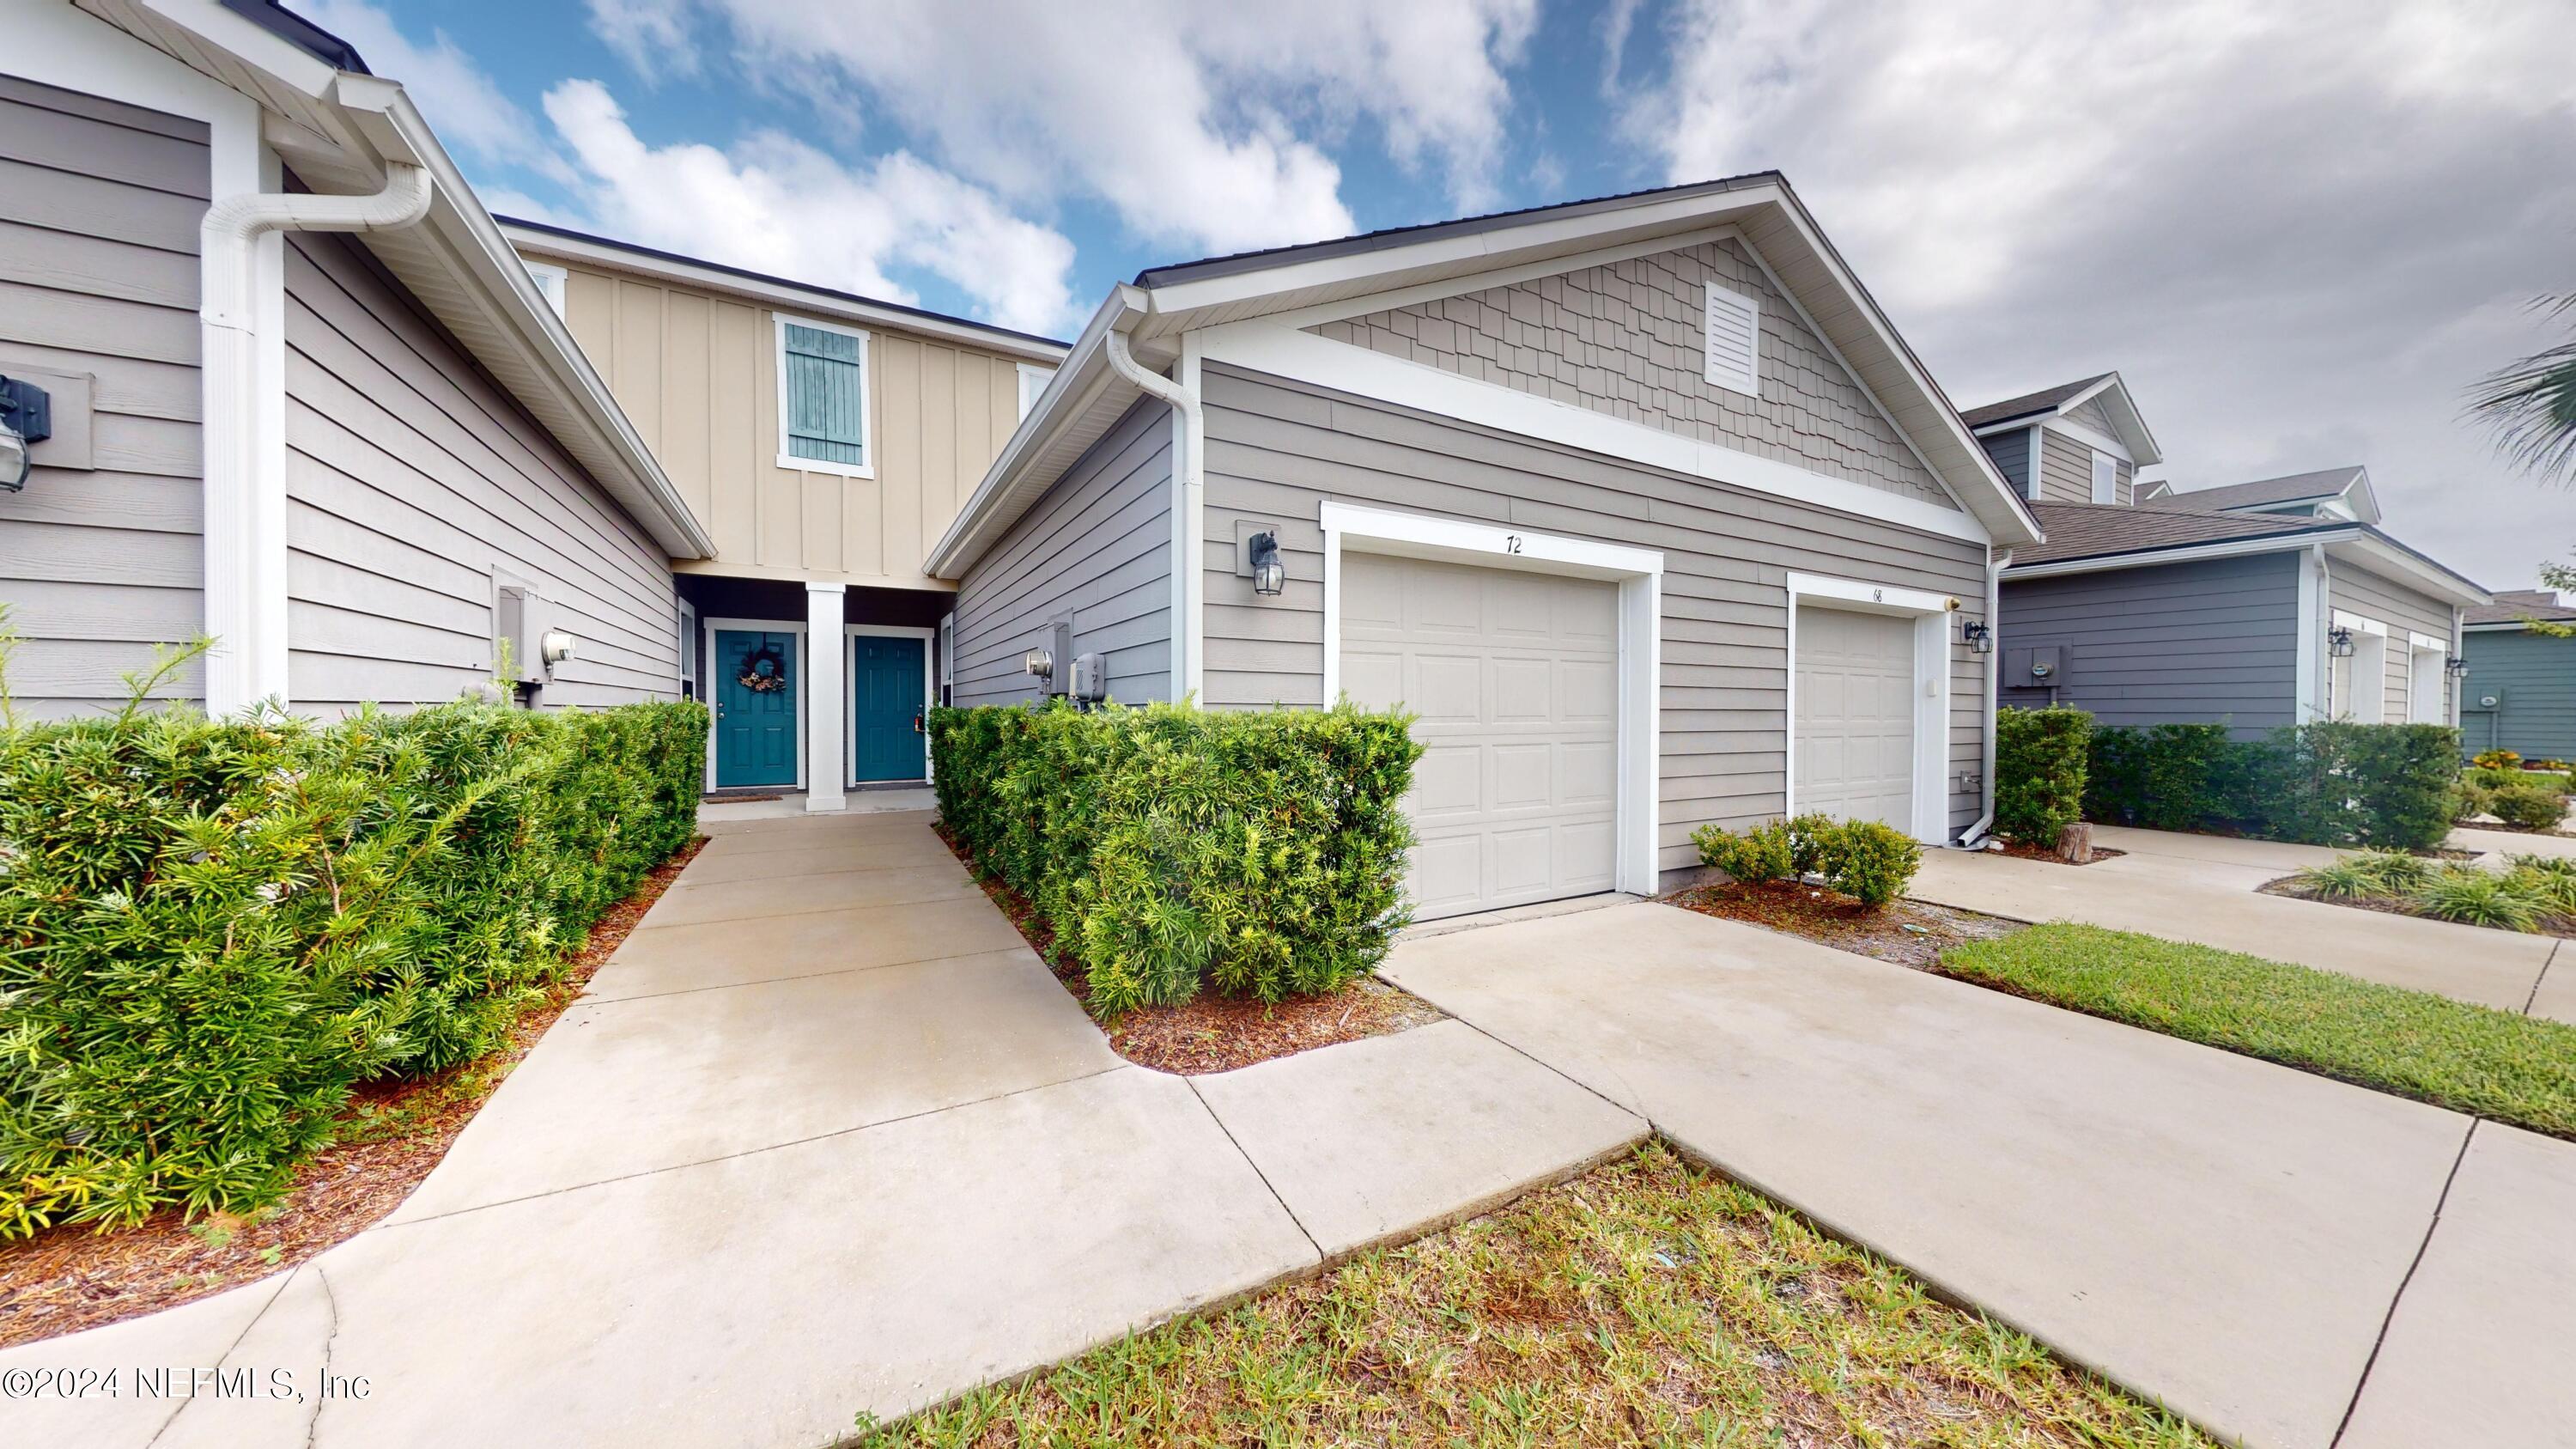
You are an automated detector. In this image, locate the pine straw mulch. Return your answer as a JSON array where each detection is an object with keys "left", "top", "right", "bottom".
[
  {"left": 933, "top": 825, "right": 1443, "bottom": 1075},
  {"left": 1990, "top": 841, "right": 2127, "bottom": 866},
  {"left": 0, "top": 836, "right": 708, "bottom": 1351},
  {"left": 1666, "top": 879, "right": 2021, "bottom": 971}
]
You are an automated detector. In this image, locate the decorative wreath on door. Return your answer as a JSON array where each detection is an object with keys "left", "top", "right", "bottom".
[{"left": 735, "top": 642, "right": 790, "bottom": 693}]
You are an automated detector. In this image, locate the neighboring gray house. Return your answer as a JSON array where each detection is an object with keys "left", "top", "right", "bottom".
[
  {"left": 1, "top": 0, "right": 710, "bottom": 721},
  {"left": 2459, "top": 589, "right": 2576, "bottom": 762},
  {"left": 1962, "top": 371, "right": 2162, "bottom": 506},
  {"left": 930, "top": 175, "right": 2046, "bottom": 917},
  {"left": 1978, "top": 378, "right": 2487, "bottom": 736}
]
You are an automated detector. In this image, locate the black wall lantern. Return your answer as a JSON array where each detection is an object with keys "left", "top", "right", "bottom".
[
  {"left": 2445, "top": 654, "right": 2470, "bottom": 679},
  {"left": 1960, "top": 620, "right": 1992, "bottom": 654},
  {"left": 0, "top": 374, "right": 52, "bottom": 492},
  {"left": 1246, "top": 530, "right": 1285, "bottom": 597},
  {"left": 2326, "top": 624, "right": 2356, "bottom": 658}
]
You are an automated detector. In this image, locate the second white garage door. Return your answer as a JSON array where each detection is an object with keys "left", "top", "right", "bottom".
[
  {"left": 1794, "top": 604, "right": 1917, "bottom": 831},
  {"left": 1340, "top": 552, "right": 1619, "bottom": 920}
]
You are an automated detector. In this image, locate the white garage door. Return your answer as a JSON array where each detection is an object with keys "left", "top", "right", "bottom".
[
  {"left": 1341, "top": 552, "right": 1619, "bottom": 920},
  {"left": 1794, "top": 605, "right": 1916, "bottom": 831}
]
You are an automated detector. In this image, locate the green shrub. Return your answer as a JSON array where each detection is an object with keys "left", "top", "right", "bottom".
[
  {"left": 1818, "top": 819, "right": 1921, "bottom": 907},
  {"left": 2290, "top": 858, "right": 2388, "bottom": 901},
  {"left": 2490, "top": 784, "right": 2571, "bottom": 830},
  {"left": 0, "top": 695, "right": 706, "bottom": 1237},
  {"left": 2085, "top": 721, "right": 2458, "bottom": 849},
  {"left": 2506, "top": 860, "right": 2576, "bottom": 917},
  {"left": 1692, "top": 820, "right": 1792, "bottom": 884},
  {"left": 2472, "top": 749, "right": 2524, "bottom": 770},
  {"left": 2408, "top": 866, "right": 2546, "bottom": 932},
  {"left": 2451, "top": 782, "right": 2495, "bottom": 822},
  {"left": 2353, "top": 847, "right": 2434, "bottom": 892},
  {"left": 928, "top": 701, "right": 1420, "bottom": 1016},
  {"left": 1782, "top": 813, "right": 1842, "bottom": 877},
  {"left": 1993, "top": 707, "right": 2090, "bottom": 847}
]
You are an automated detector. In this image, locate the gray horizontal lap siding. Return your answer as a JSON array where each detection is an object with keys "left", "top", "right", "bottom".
[
  {"left": 2459, "top": 630, "right": 2575, "bottom": 761},
  {"left": 2328, "top": 560, "right": 2457, "bottom": 723},
  {"left": 1979, "top": 429, "right": 2031, "bottom": 497},
  {"left": 0, "top": 76, "right": 206, "bottom": 719},
  {"left": 951, "top": 399, "right": 1171, "bottom": 707},
  {"left": 283, "top": 230, "right": 678, "bottom": 714},
  {"left": 1199, "top": 365, "right": 1989, "bottom": 883},
  {"left": 2035, "top": 426, "right": 2129, "bottom": 506},
  {"left": 1996, "top": 552, "right": 2300, "bottom": 737}
]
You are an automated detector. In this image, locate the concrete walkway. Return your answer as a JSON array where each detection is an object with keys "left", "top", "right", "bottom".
[
  {"left": 1, "top": 810, "right": 1641, "bottom": 1449},
  {"left": 1382, "top": 900, "right": 2576, "bottom": 1449},
  {"left": 1911, "top": 825, "right": 2570, "bottom": 1020}
]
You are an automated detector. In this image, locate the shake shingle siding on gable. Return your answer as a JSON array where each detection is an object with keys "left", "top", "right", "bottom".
[
  {"left": 1306, "top": 238, "right": 1951, "bottom": 507},
  {"left": 0, "top": 76, "right": 208, "bottom": 719},
  {"left": 282, "top": 230, "right": 679, "bottom": 713},
  {"left": 1997, "top": 552, "right": 2302, "bottom": 737}
]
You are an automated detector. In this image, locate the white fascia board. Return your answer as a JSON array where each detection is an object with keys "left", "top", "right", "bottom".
[
  {"left": 134, "top": 0, "right": 342, "bottom": 96},
  {"left": 500, "top": 224, "right": 1069, "bottom": 364},
  {"left": 1256, "top": 224, "right": 1743, "bottom": 332},
  {"left": 2005, "top": 529, "right": 2359, "bottom": 580},
  {"left": 2325, "top": 535, "right": 2492, "bottom": 609},
  {"left": 1196, "top": 321, "right": 1990, "bottom": 546}
]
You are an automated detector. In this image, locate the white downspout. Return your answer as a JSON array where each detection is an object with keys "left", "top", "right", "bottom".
[
  {"left": 1103, "top": 326, "right": 1201, "bottom": 701},
  {"left": 200, "top": 162, "right": 433, "bottom": 715},
  {"left": 1959, "top": 547, "right": 2011, "bottom": 848}
]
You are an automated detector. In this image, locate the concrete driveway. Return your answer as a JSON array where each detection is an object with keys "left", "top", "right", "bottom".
[
  {"left": 1911, "top": 825, "right": 2568, "bottom": 1020},
  {"left": 1383, "top": 899, "right": 2576, "bottom": 1449},
  {"left": 2, "top": 809, "right": 1640, "bottom": 1449}
]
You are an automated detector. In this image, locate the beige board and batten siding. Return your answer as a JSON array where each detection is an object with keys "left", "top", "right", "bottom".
[
  {"left": 550, "top": 259, "right": 1024, "bottom": 589},
  {"left": 949, "top": 399, "right": 1172, "bottom": 706},
  {"left": 2330, "top": 560, "right": 2458, "bottom": 723},
  {"left": 1200, "top": 365, "right": 1989, "bottom": 881},
  {"left": 1309, "top": 237, "right": 1953, "bottom": 509},
  {"left": 0, "top": 76, "right": 205, "bottom": 719},
  {"left": 283, "top": 229, "right": 678, "bottom": 712},
  {"left": 2036, "top": 427, "right": 2131, "bottom": 506}
]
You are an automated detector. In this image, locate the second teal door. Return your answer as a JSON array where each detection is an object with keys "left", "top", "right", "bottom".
[
  {"left": 714, "top": 629, "right": 799, "bottom": 788},
  {"left": 853, "top": 636, "right": 927, "bottom": 782}
]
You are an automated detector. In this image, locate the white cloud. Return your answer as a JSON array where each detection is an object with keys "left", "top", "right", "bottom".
[
  {"left": 1621, "top": 0, "right": 2576, "bottom": 592},
  {"left": 542, "top": 81, "right": 1078, "bottom": 335},
  {"left": 584, "top": 0, "right": 701, "bottom": 82},
  {"left": 613, "top": 0, "right": 1537, "bottom": 253},
  {"left": 296, "top": 0, "right": 569, "bottom": 182}
]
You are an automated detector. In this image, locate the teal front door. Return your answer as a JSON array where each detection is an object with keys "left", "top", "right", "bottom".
[
  {"left": 714, "top": 629, "right": 799, "bottom": 788},
  {"left": 852, "top": 636, "right": 927, "bottom": 782}
]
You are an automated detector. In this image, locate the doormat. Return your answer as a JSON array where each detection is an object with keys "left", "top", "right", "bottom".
[{"left": 702, "top": 792, "right": 785, "bottom": 803}]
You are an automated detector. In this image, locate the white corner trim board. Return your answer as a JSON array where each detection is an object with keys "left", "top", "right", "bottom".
[
  {"left": 1782, "top": 570, "right": 1957, "bottom": 846},
  {"left": 1195, "top": 321, "right": 1989, "bottom": 545},
  {"left": 1318, "top": 502, "right": 1663, "bottom": 896}
]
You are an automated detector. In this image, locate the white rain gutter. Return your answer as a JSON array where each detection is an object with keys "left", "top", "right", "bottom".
[
  {"left": 1103, "top": 326, "right": 1203, "bottom": 701},
  {"left": 1958, "top": 548, "right": 2011, "bottom": 849},
  {"left": 200, "top": 162, "right": 433, "bottom": 714}
]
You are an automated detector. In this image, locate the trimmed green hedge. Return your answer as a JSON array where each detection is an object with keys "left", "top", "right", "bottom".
[
  {"left": 929, "top": 701, "right": 1420, "bottom": 1015},
  {"left": 1993, "top": 706, "right": 2092, "bottom": 847},
  {"left": 1690, "top": 813, "right": 1921, "bottom": 906},
  {"left": 2084, "top": 721, "right": 2460, "bottom": 850},
  {"left": 0, "top": 697, "right": 706, "bottom": 1236}
]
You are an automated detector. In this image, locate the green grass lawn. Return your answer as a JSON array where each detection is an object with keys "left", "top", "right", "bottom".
[
  {"left": 1941, "top": 923, "right": 2576, "bottom": 1138},
  {"left": 863, "top": 1143, "right": 2208, "bottom": 1448}
]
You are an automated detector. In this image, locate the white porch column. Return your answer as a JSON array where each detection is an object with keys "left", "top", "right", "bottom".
[{"left": 805, "top": 582, "right": 847, "bottom": 813}]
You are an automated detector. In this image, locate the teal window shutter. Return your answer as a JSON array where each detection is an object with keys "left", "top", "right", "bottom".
[{"left": 781, "top": 322, "right": 867, "bottom": 467}]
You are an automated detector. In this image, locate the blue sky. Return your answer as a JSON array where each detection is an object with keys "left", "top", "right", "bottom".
[{"left": 311, "top": 0, "right": 2575, "bottom": 590}]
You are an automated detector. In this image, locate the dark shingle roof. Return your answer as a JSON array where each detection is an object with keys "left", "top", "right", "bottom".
[
  {"left": 2139, "top": 467, "right": 2366, "bottom": 512},
  {"left": 1960, "top": 374, "right": 2113, "bottom": 429},
  {"left": 2466, "top": 589, "right": 2576, "bottom": 626},
  {"left": 2010, "top": 502, "right": 2335, "bottom": 567}
]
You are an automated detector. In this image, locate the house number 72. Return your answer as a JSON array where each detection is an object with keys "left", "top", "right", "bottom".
[{"left": 1504, "top": 534, "right": 1523, "bottom": 553}]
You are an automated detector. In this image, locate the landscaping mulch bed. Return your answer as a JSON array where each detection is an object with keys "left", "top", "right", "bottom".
[
  {"left": 1990, "top": 841, "right": 2126, "bottom": 866},
  {"left": 2261, "top": 876, "right": 2576, "bottom": 941},
  {"left": 936, "top": 825, "right": 1443, "bottom": 1075},
  {"left": 0, "top": 836, "right": 709, "bottom": 1351},
  {"left": 2456, "top": 819, "right": 2576, "bottom": 838},
  {"left": 1665, "top": 880, "right": 2020, "bottom": 971}
]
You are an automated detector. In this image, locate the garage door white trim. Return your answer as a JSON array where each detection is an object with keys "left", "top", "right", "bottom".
[
  {"left": 1321, "top": 502, "right": 1662, "bottom": 898},
  {"left": 1783, "top": 571, "right": 1956, "bottom": 844}
]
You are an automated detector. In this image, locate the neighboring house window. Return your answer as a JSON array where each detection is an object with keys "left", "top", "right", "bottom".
[
  {"left": 2090, "top": 449, "right": 2117, "bottom": 504},
  {"left": 1018, "top": 363, "right": 1056, "bottom": 420},
  {"left": 522, "top": 259, "right": 568, "bottom": 318},
  {"left": 775, "top": 314, "right": 873, "bottom": 477},
  {"left": 1702, "top": 283, "right": 1759, "bottom": 397}
]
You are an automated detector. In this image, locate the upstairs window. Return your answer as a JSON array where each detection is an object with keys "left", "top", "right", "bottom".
[
  {"left": 1703, "top": 283, "right": 1760, "bottom": 397},
  {"left": 1018, "top": 363, "right": 1056, "bottom": 420},
  {"left": 2091, "top": 448, "right": 2117, "bottom": 503},
  {"left": 776, "top": 315, "right": 872, "bottom": 477},
  {"left": 522, "top": 259, "right": 568, "bottom": 318}
]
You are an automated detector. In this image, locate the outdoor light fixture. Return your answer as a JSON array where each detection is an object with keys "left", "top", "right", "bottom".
[
  {"left": 1246, "top": 530, "right": 1285, "bottom": 597},
  {"left": 1960, "top": 620, "right": 1992, "bottom": 654},
  {"left": 2446, "top": 655, "right": 2470, "bottom": 679},
  {"left": 0, "top": 374, "right": 52, "bottom": 492},
  {"left": 2327, "top": 625, "right": 2356, "bottom": 658}
]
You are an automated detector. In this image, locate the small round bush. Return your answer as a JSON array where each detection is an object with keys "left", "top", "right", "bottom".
[
  {"left": 1820, "top": 819, "right": 1921, "bottom": 907},
  {"left": 2472, "top": 749, "right": 2524, "bottom": 770},
  {"left": 2408, "top": 866, "right": 2546, "bottom": 932},
  {"left": 1783, "top": 813, "right": 1842, "bottom": 877},
  {"left": 2451, "top": 782, "right": 2494, "bottom": 821},
  {"left": 2488, "top": 784, "right": 2569, "bottom": 831},
  {"left": 1692, "top": 820, "right": 1792, "bottom": 885}
]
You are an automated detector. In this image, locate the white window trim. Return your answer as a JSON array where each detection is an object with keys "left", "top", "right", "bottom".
[
  {"left": 844, "top": 624, "right": 939, "bottom": 786},
  {"left": 1016, "top": 362, "right": 1057, "bottom": 420},
  {"left": 1319, "top": 502, "right": 1663, "bottom": 897},
  {"left": 2091, "top": 448, "right": 2117, "bottom": 504},
  {"left": 702, "top": 617, "right": 810, "bottom": 791},
  {"left": 774, "top": 313, "right": 876, "bottom": 479},
  {"left": 2405, "top": 631, "right": 2448, "bottom": 726},
  {"left": 1783, "top": 571, "right": 1957, "bottom": 846},
  {"left": 1702, "top": 280, "right": 1761, "bottom": 398},
  {"left": 2330, "top": 610, "right": 2390, "bottom": 723},
  {"left": 522, "top": 259, "right": 568, "bottom": 319}
]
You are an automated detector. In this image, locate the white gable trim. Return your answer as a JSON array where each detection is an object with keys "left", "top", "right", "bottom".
[
  {"left": 1194, "top": 321, "right": 1989, "bottom": 545},
  {"left": 2043, "top": 417, "right": 2132, "bottom": 465}
]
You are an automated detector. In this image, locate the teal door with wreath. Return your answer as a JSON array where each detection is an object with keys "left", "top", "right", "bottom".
[
  {"left": 714, "top": 629, "right": 799, "bottom": 788},
  {"left": 852, "top": 635, "right": 927, "bottom": 782}
]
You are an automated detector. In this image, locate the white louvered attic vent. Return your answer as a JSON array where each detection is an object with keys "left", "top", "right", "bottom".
[{"left": 1703, "top": 283, "right": 1759, "bottom": 397}]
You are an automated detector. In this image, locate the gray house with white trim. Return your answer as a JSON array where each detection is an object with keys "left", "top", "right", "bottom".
[
  {"left": 2459, "top": 590, "right": 2576, "bottom": 763},
  {"left": 929, "top": 178, "right": 2044, "bottom": 917},
  {"left": 1973, "top": 375, "right": 2488, "bottom": 736}
]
